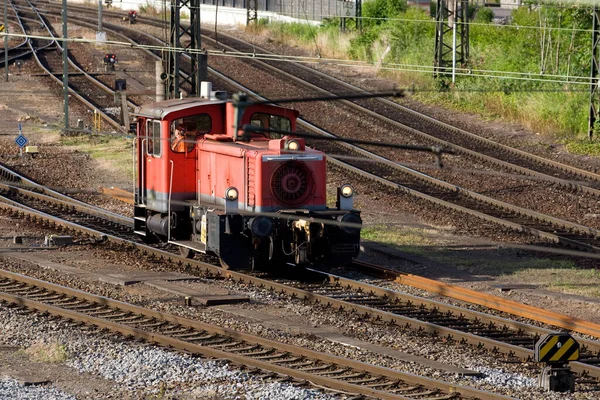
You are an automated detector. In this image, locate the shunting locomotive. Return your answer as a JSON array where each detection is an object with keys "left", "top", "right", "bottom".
[{"left": 133, "top": 82, "right": 362, "bottom": 270}]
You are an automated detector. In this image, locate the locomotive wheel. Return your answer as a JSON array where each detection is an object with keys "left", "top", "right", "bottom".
[{"left": 179, "top": 246, "right": 195, "bottom": 259}]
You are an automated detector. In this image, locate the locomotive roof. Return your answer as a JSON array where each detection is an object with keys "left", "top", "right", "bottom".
[{"left": 133, "top": 97, "right": 227, "bottom": 119}]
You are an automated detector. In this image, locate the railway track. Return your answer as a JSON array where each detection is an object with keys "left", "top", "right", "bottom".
[
  {"left": 5, "top": 6, "right": 596, "bottom": 392},
  {"left": 9, "top": 0, "right": 131, "bottom": 132},
  {"left": 0, "top": 269, "right": 511, "bottom": 400},
  {"left": 23, "top": 2, "right": 600, "bottom": 255},
  {"left": 2, "top": 165, "right": 600, "bottom": 392}
]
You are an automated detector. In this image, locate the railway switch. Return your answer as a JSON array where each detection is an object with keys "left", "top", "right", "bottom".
[
  {"left": 103, "top": 54, "right": 117, "bottom": 72},
  {"left": 534, "top": 333, "right": 579, "bottom": 392}
]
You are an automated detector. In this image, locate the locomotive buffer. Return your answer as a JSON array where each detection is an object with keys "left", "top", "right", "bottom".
[{"left": 534, "top": 332, "right": 579, "bottom": 392}]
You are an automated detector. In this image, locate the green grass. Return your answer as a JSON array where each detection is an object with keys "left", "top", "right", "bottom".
[
  {"left": 251, "top": 5, "right": 600, "bottom": 152},
  {"left": 23, "top": 341, "right": 69, "bottom": 363},
  {"left": 361, "top": 224, "right": 441, "bottom": 256},
  {"left": 510, "top": 267, "right": 600, "bottom": 298},
  {"left": 60, "top": 134, "right": 133, "bottom": 181}
]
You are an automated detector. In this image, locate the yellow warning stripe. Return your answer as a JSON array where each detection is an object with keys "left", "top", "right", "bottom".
[
  {"left": 550, "top": 338, "right": 578, "bottom": 362},
  {"left": 540, "top": 335, "right": 559, "bottom": 359}
]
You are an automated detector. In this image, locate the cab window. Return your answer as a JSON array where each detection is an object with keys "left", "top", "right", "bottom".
[
  {"left": 250, "top": 113, "right": 292, "bottom": 139},
  {"left": 170, "top": 114, "right": 212, "bottom": 153},
  {"left": 147, "top": 120, "right": 161, "bottom": 156}
]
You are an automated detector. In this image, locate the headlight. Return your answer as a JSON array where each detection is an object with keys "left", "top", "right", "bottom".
[
  {"left": 340, "top": 184, "right": 353, "bottom": 198},
  {"left": 225, "top": 187, "right": 238, "bottom": 201},
  {"left": 285, "top": 139, "right": 300, "bottom": 151}
]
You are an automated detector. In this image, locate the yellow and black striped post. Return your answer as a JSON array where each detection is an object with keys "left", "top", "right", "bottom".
[{"left": 535, "top": 333, "right": 579, "bottom": 393}]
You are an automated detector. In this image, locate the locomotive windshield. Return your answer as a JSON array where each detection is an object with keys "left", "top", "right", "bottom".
[{"left": 250, "top": 112, "right": 292, "bottom": 139}]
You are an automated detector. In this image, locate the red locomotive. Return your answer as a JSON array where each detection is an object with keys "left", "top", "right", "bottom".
[{"left": 133, "top": 82, "right": 361, "bottom": 269}]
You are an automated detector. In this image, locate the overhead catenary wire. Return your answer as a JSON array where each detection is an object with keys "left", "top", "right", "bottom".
[{"left": 0, "top": 30, "right": 597, "bottom": 88}]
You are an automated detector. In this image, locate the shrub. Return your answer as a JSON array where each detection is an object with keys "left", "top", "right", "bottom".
[{"left": 474, "top": 7, "right": 494, "bottom": 23}]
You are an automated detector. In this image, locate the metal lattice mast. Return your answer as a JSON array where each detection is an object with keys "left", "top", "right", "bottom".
[
  {"left": 166, "top": 0, "right": 207, "bottom": 99},
  {"left": 247, "top": 0, "right": 258, "bottom": 25},
  {"left": 434, "top": 0, "right": 469, "bottom": 78},
  {"left": 356, "top": 0, "right": 362, "bottom": 32},
  {"left": 589, "top": 7, "right": 600, "bottom": 139}
]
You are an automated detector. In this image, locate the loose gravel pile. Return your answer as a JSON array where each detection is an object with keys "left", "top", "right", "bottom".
[{"left": 0, "top": 378, "right": 77, "bottom": 400}]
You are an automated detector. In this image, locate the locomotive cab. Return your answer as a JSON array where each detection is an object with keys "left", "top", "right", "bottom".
[{"left": 133, "top": 83, "right": 361, "bottom": 270}]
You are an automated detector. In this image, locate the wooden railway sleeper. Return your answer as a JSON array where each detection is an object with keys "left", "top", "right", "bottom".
[
  {"left": 389, "top": 385, "right": 422, "bottom": 393},
  {"left": 22, "top": 292, "right": 56, "bottom": 300},
  {"left": 28, "top": 293, "right": 63, "bottom": 301},
  {"left": 299, "top": 364, "right": 334, "bottom": 372},
  {"left": 118, "top": 317, "right": 155, "bottom": 325},
  {"left": 173, "top": 331, "right": 210, "bottom": 339},
  {"left": 271, "top": 357, "right": 306, "bottom": 365},
  {"left": 330, "top": 371, "right": 367, "bottom": 380},
  {"left": 163, "top": 328, "right": 193, "bottom": 335},
  {"left": 228, "top": 344, "right": 260, "bottom": 352},
  {"left": 100, "top": 312, "right": 130, "bottom": 319},
  {"left": 240, "top": 348, "right": 274, "bottom": 357},
  {"left": 199, "top": 337, "right": 231, "bottom": 346},
  {"left": 88, "top": 308, "right": 119, "bottom": 316},
  {"left": 347, "top": 376, "right": 382, "bottom": 384},
  {"left": 364, "top": 379, "right": 400, "bottom": 389},
  {"left": 1, "top": 286, "right": 31, "bottom": 293},
  {"left": 111, "top": 315, "right": 145, "bottom": 323},
  {"left": 279, "top": 359, "right": 316, "bottom": 368},
  {"left": 313, "top": 367, "right": 352, "bottom": 376},
  {"left": 253, "top": 352, "right": 289, "bottom": 361},
  {"left": 50, "top": 299, "right": 86, "bottom": 307},
  {"left": 60, "top": 300, "right": 92, "bottom": 309},
  {"left": 137, "top": 320, "right": 168, "bottom": 328},
  {"left": 64, "top": 303, "right": 99, "bottom": 311},
  {"left": 17, "top": 288, "right": 46, "bottom": 296}
]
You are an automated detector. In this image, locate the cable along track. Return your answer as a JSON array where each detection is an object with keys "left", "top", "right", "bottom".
[{"left": 0, "top": 270, "right": 512, "bottom": 400}]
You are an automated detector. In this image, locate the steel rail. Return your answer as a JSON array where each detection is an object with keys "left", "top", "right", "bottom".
[
  {"left": 195, "top": 23, "right": 600, "bottom": 187},
  {"left": 0, "top": 181, "right": 133, "bottom": 227},
  {"left": 12, "top": 0, "right": 126, "bottom": 133},
  {"left": 352, "top": 259, "right": 600, "bottom": 340},
  {"left": 203, "top": 66, "right": 600, "bottom": 253},
  {"left": 24, "top": 2, "right": 600, "bottom": 253},
  {"left": 0, "top": 163, "right": 132, "bottom": 226},
  {"left": 7, "top": 1, "right": 600, "bottom": 382},
  {"left": 0, "top": 269, "right": 513, "bottom": 400},
  {"left": 35, "top": 2, "right": 600, "bottom": 188},
  {"left": 2, "top": 195, "right": 600, "bottom": 382},
  {"left": 195, "top": 32, "right": 600, "bottom": 198}
]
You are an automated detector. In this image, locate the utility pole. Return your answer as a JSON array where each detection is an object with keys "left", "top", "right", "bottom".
[
  {"left": 4, "top": 0, "right": 8, "bottom": 82},
  {"left": 96, "top": 0, "right": 106, "bottom": 42},
  {"left": 434, "top": 0, "right": 469, "bottom": 79},
  {"left": 589, "top": 6, "right": 600, "bottom": 140},
  {"left": 62, "top": 0, "right": 69, "bottom": 132},
  {"left": 166, "top": 0, "right": 207, "bottom": 99}
]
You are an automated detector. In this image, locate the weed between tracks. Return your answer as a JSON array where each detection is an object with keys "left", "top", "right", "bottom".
[{"left": 23, "top": 340, "right": 69, "bottom": 363}]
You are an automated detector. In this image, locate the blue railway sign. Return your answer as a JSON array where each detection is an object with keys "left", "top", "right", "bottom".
[{"left": 15, "top": 134, "right": 28, "bottom": 148}]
